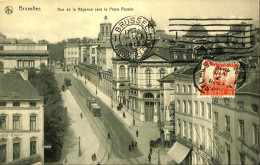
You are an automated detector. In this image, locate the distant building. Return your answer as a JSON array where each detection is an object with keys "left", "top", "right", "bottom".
[
  {"left": 212, "top": 77, "right": 260, "bottom": 165},
  {"left": 64, "top": 44, "right": 81, "bottom": 66},
  {"left": 0, "top": 71, "right": 44, "bottom": 164},
  {"left": 0, "top": 38, "right": 49, "bottom": 73}
]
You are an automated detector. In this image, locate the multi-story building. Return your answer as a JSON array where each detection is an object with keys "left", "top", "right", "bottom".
[
  {"left": 64, "top": 44, "right": 81, "bottom": 66},
  {"left": 158, "top": 72, "right": 176, "bottom": 142},
  {"left": 0, "top": 39, "right": 49, "bottom": 73},
  {"left": 167, "top": 66, "right": 215, "bottom": 165},
  {"left": 97, "top": 16, "right": 112, "bottom": 42},
  {"left": 212, "top": 77, "right": 260, "bottom": 165},
  {"left": 0, "top": 71, "right": 44, "bottom": 164}
]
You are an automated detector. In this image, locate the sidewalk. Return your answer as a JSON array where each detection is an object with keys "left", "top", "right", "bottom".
[
  {"left": 73, "top": 73, "right": 141, "bottom": 127},
  {"left": 73, "top": 73, "right": 174, "bottom": 165},
  {"left": 61, "top": 90, "right": 101, "bottom": 164}
]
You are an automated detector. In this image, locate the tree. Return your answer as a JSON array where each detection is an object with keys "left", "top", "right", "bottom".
[{"left": 28, "top": 64, "right": 70, "bottom": 162}]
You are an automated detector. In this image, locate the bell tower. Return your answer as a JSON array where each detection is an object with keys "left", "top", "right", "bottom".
[{"left": 98, "top": 16, "right": 112, "bottom": 41}]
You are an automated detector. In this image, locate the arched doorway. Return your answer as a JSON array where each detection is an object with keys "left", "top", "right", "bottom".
[{"left": 144, "top": 92, "right": 154, "bottom": 121}]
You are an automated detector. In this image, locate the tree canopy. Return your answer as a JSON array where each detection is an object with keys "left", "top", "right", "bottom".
[{"left": 28, "top": 64, "right": 70, "bottom": 162}]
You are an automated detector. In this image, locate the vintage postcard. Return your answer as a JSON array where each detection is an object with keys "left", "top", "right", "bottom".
[{"left": 0, "top": 0, "right": 259, "bottom": 164}]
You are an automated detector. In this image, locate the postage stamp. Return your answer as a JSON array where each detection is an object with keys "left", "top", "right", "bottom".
[
  {"left": 199, "top": 60, "right": 240, "bottom": 97},
  {"left": 110, "top": 16, "right": 156, "bottom": 60}
]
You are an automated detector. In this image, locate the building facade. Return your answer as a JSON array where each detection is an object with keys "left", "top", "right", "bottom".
[
  {"left": 64, "top": 44, "right": 81, "bottom": 66},
  {"left": 0, "top": 43, "right": 49, "bottom": 73},
  {"left": 0, "top": 72, "right": 44, "bottom": 164},
  {"left": 212, "top": 77, "right": 260, "bottom": 165}
]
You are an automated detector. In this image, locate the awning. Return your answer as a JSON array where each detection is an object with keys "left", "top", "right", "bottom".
[{"left": 167, "top": 142, "right": 190, "bottom": 164}]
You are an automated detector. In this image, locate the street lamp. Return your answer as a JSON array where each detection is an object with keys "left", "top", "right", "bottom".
[
  {"left": 96, "top": 83, "right": 98, "bottom": 94},
  {"left": 133, "top": 108, "right": 135, "bottom": 125},
  {"left": 111, "top": 96, "right": 113, "bottom": 108},
  {"left": 78, "top": 136, "right": 81, "bottom": 157}
]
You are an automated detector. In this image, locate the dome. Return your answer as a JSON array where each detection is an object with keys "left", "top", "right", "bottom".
[
  {"left": 102, "top": 16, "right": 111, "bottom": 24},
  {"left": 186, "top": 24, "right": 209, "bottom": 37}
]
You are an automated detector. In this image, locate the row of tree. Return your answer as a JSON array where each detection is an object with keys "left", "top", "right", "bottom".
[{"left": 28, "top": 64, "right": 71, "bottom": 162}]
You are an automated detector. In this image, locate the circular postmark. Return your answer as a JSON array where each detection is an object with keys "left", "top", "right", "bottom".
[
  {"left": 110, "top": 16, "right": 156, "bottom": 60},
  {"left": 5, "top": 6, "right": 13, "bottom": 15}
]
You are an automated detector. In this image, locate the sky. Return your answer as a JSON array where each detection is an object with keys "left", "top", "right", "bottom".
[{"left": 0, "top": 0, "right": 259, "bottom": 43}]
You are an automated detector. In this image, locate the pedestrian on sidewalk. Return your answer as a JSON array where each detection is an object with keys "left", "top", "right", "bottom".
[
  {"left": 150, "top": 147, "right": 153, "bottom": 155},
  {"left": 135, "top": 141, "right": 137, "bottom": 147},
  {"left": 108, "top": 153, "right": 111, "bottom": 159},
  {"left": 80, "top": 112, "right": 83, "bottom": 118},
  {"left": 136, "top": 129, "right": 139, "bottom": 137},
  {"left": 108, "top": 133, "right": 110, "bottom": 139},
  {"left": 65, "top": 157, "right": 68, "bottom": 163},
  {"left": 123, "top": 112, "right": 126, "bottom": 118},
  {"left": 148, "top": 153, "right": 151, "bottom": 163},
  {"left": 128, "top": 144, "right": 132, "bottom": 151},
  {"left": 131, "top": 141, "right": 135, "bottom": 149}
]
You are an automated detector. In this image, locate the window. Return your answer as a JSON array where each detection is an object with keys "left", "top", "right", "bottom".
[
  {"left": 119, "top": 65, "right": 125, "bottom": 79},
  {"left": 92, "top": 48, "right": 95, "bottom": 54},
  {"left": 200, "top": 101, "right": 204, "bottom": 117},
  {"left": 213, "top": 98, "right": 218, "bottom": 103},
  {"left": 201, "top": 126, "right": 205, "bottom": 149},
  {"left": 195, "top": 124, "right": 199, "bottom": 145},
  {"left": 30, "top": 102, "right": 36, "bottom": 107},
  {"left": 92, "top": 57, "right": 95, "bottom": 64},
  {"left": 188, "top": 85, "right": 191, "bottom": 93},
  {"left": 144, "top": 92, "right": 154, "bottom": 98},
  {"left": 238, "top": 120, "right": 244, "bottom": 140},
  {"left": 13, "top": 101, "right": 20, "bottom": 107},
  {"left": 208, "top": 129, "right": 212, "bottom": 154},
  {"left": 29, "top": 60, "right": 35, "bottom": 68},
  {"left": 224, "top": 98, "right": 229, "bottom": 106},
  {"left": 225, "top": 115, "right": 230, "bottom": 132},
  {"left": 226, "top": 144, "right": 231, "bottom": 165},
  {"left": 0, "top": 116, "right": 6, "bottom": 130},
  {"left": 13, "top": 142, "right": 20, "bottom": 160},
  {"left": 252, "top": 104, "right": 258, "bottom": 113},
  {"left": 214, "top": 112, "right": 218, "bottom": 127},
  {"left": 183, "top": 121, "right": 187, "bottom": 138},
  {"left": 188, "top": 101, "right": 192, "bottom": 115},
  {"left": 174, "top": 53, "right": 177, "bottom": 59},
  {"left": 178, "top": 119, "right": 181, "bottom": 136},
  {"left": 252, "top": 124, "right": 259, "bottom": 146},
  {"left": 17, "top": 60, "right": 23, "bottom": 68},
  {"left": 13, "top": 116, "right": 20, "bottom": 130},
  {"left": 0, "top": 102, "right": 6, "bottom": 107},
  {"left": 146, "top": 69, "right": 152, "bottom": 85},
  {"left": 207, "top": 103, "right": 211, "bottom": 119},
  {"left": 214, "top": 137, "right": 219, "bottom": 157},
  {"left": 183, "top": 100, "right": 187, "bottom": 113},
  {"left": 194, "top": 101, "right": 198, "bottom": 116},
  {"left": 177, "top": 100, "right": 180, "bottom": 112},
  {"left": 189, "top": 122, "right": 192, "bottom": 140},
  {"left": 30, "top": 141, "right": 37, "bottom": 155},
  {"left": 183, "top": 54, "right": 186, "bottom": 59},
  {"left": 177, "top": 84, "right": 180, "bottom": 92},
  {"left": 240, "top": 153, "right": 245, "bottom": 165},
  {"left": 30, "top": 116, "right": 36, "bottom": 130},
  {"left": 159, "top": 69, "right": 166, "bottom": 79},
  {"left": 0, "top": 144, "right": 6, "bottom": 163},
  {"left": 182, "top": 85, "right": 186, "bottom": 93},
  {"left": 237, "top": 101, "right": 244, "bottom": 110}
]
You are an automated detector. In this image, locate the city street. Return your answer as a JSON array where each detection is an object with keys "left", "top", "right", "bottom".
[{"left": 55, "top": 73, "right": 142, "bottom": 164}]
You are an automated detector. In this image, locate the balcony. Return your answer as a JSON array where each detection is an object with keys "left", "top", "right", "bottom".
[{"left": 241, "top": 143, "right": 259, "bottom": 161}]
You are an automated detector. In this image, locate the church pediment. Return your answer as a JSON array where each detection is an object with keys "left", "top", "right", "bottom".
[{"left": 142, "top": 54, "right": 167, "bottom": 62}]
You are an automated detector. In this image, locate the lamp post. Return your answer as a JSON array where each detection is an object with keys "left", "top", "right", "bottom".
[
  {"left": 78, "top": 136, "right": 81, "bottom": 157},
  {"left": 133, "top": 108, "right": 135, "bottom": 125},
  {"left": 111, "top": 95, "right": 113, "bottom": 108},
  {"left": 96, "top": 83, "right": 98, "bottom": 94}
]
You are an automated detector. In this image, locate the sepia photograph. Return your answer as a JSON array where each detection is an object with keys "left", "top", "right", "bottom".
[{"left": 0, "top": 0, "right": 259, "bottom": 164}]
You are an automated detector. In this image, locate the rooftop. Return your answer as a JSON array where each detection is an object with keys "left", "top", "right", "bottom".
[
  {"left": 0, "top": 73, "right": 42, "bottom": 100},
  {"left": 237, "top": 77, "right": 260, "bottom": 96}
]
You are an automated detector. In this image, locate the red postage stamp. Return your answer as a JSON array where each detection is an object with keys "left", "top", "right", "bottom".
[{"left": 199, "top": 60, "right": 240, "bottom": 97}]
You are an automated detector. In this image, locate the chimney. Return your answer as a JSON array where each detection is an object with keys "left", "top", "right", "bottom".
[{"left": 20, "top": 69, "right": 28, "bottom": 80}]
